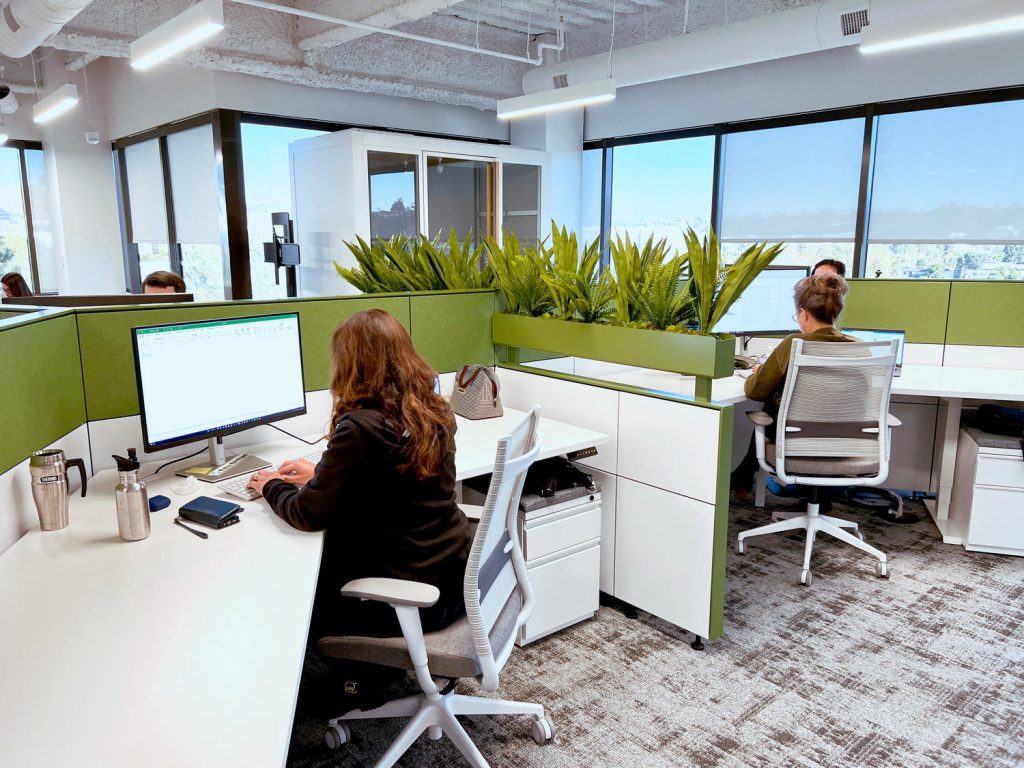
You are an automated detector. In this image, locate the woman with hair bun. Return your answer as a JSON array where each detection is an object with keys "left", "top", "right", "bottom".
[{"left": 731, "top": 274, "right": 857, "bottom": 500}]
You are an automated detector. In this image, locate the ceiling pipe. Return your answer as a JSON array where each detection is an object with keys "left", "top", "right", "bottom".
[
  {"left": 0, "top": 0, "right": 94, "bottom": 59},
  {"left": 522, "top": 0, "right": 870, "bottom": 95},
  {"left": 229, "top": 0, "right": 563, "bottom": 66}
]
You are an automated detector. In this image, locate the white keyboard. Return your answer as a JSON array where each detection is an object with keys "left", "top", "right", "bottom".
[{"left": 218, "top": 448, "right": 325, "bottom": 501}]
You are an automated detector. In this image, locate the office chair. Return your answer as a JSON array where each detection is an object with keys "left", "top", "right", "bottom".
[
  {"left": 318, "top": 407, "right": 553, "bottom": 768},
  {"left": 738, "top": 339, "right": 901, "bottom": 586}
]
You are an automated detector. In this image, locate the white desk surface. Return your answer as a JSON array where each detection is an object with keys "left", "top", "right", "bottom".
[
  {"left": 597, "top": 365, "right": 1024, "bottom": 406},
  {"left": 0, "top": 408, "right": 607, "bottom": 768}
]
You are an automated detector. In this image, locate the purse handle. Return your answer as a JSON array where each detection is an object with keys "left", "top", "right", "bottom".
[{"left": 456, "top": 365, "right": 499, "bottom": 398}]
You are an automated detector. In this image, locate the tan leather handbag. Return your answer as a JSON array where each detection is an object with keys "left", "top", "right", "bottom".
[{"left": 449, "top": 365, "right": 503, "bottom": 420}]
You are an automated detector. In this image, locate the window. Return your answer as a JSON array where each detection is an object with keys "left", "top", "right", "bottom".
[
  {"left": 866, "top": 100, "right": 1024, "bottom": 279},
  {"left": 0, "top": 147, "right": 32, "bottom": 289},
  {"left": 241, "top": 123, "right": 326, "bottom": 299},
  {"left": 367, "top": 151, "right": 417, "bottom": 241},
  {"left": 609, "top": 136, "right": 714, "bottom": 253},
  {"left": 25, "top": 149, "right": 56, "bottom": 293},
  {"left": 501, "top": 163, "right": 541, "bottom": 247},
  {"left": 581, "top": 148, "right": 603, "bottom": 248},
  {"left": 719, "top": 118, "right": 864, "bottom": 269}
]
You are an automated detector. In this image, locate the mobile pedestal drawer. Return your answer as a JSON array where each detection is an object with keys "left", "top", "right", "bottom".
[
  {"left": 949, "top": 426, "right": 1024, "bottom": 556},
  {"left": 518, "top": 491, "right": 602, "bottom": 645}
]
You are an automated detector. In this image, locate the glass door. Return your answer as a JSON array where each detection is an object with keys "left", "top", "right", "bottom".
[
  {"left": 368, "top": 150, "right": 418, "bottom": 242},
  {"left": 424, "top": 154, "right": 496, "bottom": 247},
  {"left": 501, "top": 162, "right": 541, "bottom": 247}
]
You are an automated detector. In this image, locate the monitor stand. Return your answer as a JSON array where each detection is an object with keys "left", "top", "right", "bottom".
[{"left": 175, "top": 436, "right": 272, "bottom": 482}]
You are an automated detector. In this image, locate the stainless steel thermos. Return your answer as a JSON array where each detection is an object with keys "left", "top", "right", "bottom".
[
  {"left": 113, "top": 449, "right": 150, "bottom": 542},
  {"left": 29, "top": 450, "right": 88, "bottom": 531}
]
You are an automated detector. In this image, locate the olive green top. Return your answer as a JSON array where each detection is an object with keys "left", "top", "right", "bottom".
[{"left": 744, "top": 326, "right": 857, "bottom": 409}]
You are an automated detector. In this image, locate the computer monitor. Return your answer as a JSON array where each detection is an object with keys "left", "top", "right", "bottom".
[
  {"left": 842, "top": 328, "right": 905, "bottom": 375},
  {"left": 717, "top": 266, "right": 810, "bottom": 335},
  {"left": 131, "top": 312, "right": 306, "bottom": 479}
]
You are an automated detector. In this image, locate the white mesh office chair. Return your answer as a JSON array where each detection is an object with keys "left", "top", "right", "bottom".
[
  {"left": 318, "top": 407, "right": 552, "bottom": 768},
  {"left": 737, "top": 340, "right": 901, "bottom": 586}
]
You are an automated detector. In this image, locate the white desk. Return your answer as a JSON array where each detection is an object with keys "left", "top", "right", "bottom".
[
  {"left": 0, "top": 409, "right": 608, "bottom": 768},
  {"left": 583, "top": 364, "right": 1024, "bottom": 545}
]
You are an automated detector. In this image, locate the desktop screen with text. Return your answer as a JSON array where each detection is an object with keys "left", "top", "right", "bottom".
[{"left": 134, "top": 313, "right": 305, "bottom": 448}]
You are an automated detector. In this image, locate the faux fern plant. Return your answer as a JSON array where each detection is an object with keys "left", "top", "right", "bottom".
[
  {"left": 484, "top": 232, "right": 554, "bottom": 317},
  {"left": 541, "top": 224, "right": 614, "bottom": 322}
]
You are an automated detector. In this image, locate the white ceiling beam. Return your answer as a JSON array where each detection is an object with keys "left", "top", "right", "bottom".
[
  {"left": 298, "top": 0, "right": 466, "bottom": 51},
  {"left": 66, "top": 53, "right": 101, "bottom": 72},
  {"left": 6, "top": 82, "right": 42, "bottom": 95},
  {"left": 46, "top": 31, "right": 497, "bottom": 110}
]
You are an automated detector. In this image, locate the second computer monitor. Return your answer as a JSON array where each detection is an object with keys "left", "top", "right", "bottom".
[{"left": 717, "top": 265, "right": 810, "bottom": 335}]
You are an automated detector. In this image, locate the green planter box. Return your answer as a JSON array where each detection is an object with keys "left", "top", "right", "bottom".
[{"left": 492, "top": 313, "right": 735, "bottom": 381}]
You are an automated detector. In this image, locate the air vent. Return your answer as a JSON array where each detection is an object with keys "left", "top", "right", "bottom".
[
  {"left": 552, "top": 73, "right": 569, "bottom": 89},
  {"left": 840, "top": 7, "right": 869, "bottom": 37}
]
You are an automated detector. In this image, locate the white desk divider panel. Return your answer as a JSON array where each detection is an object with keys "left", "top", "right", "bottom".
[{"left": 498, "top": 366, "right": 730, "bottom": 642}]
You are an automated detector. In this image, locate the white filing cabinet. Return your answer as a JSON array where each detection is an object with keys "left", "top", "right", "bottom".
[
  {"left": 518, "top": 490, "right": 602, "bottom": 645},
  {"left": 949, "top": 426, "right": 1024, "bottom": 556}
]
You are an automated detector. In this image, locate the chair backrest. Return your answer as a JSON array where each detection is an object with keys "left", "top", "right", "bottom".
[
  {"left": 775, "top": 339, "right": 898, "bottom": 484},
  {"left": 463, "top": 407, "right": 541, "bottom": 691}
]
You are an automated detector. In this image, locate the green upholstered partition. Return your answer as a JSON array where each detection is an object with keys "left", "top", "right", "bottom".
[
  {"left": 75, "top": 296, "right": 411, "bottom": 421},
  {"left": 841, "top": 280, "right": 951, "bottom": 344},
  {"left": 409, "top": 291, "right": 496, "bottom": 374},
  {"left": 945, "top": 281, "right": 1024, "bottom": 347},
  {"left": 0, "top": 314, "right": 87, "bottom": 474}
]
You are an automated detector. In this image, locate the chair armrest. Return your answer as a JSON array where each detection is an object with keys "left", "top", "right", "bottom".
[
  {"left": 746, "top": 412, "right": 775, "bottom": 427},
  {"left": 341, "top": 578, "right": 440, "bottom": 608},
  {"left": 460, "top": 503, "right": 484, "bottom": 522},
  {"left": 887, "top": 414, "right": 903, "bottom": 428}
]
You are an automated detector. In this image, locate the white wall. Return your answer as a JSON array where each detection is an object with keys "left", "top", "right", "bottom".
[
  {"left": 511, "top": 110, "right": 584, "bottom": 236},
  {"left": 583, "top": 33, "right": 1024, "bottom": 140},
  {"left": 40, "top": 56, "right": 124, "bottom": 295}
]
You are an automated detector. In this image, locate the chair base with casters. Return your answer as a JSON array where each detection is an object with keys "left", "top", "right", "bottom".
[{"left": 738, "top": 485, "right": 890, "bottom": 586}]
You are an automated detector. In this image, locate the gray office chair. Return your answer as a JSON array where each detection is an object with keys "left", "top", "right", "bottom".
[
  {"left": 738, "top": 339, "right": 901, "bottom": 586},
  {"left": 319, "top": 407, "right": 552, "bottom": 768}
]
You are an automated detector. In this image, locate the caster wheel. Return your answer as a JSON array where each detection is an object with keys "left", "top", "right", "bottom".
[
  {"left": 737, "top": 539, "right": 746, "bottom": 555},
  {"left": 324, "top": 723, "right": 351, "bottom": 750},
  {"left": 854, "top": 530, "right": 865, "bottom": 541},
  {"left": 875, "top": 561, "right": 890, "bottom": 580},
  {"left": 799, "top": 569, "right": 813, "bottom": 587},
  {"left": 531, "top": 716, "right": 555, "bottom": 746}
]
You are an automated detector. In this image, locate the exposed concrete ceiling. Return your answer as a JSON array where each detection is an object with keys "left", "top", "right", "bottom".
[{"left": 2, "top": 0, "right": 818, "bottom": 110}]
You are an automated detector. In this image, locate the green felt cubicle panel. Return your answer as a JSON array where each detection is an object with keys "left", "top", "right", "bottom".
[
  {"left": 409, "top": 291, "right": 496, "bottom": 373},
  {"left": 708, "top": 406, "right": 734, "bottom": 643},
  {"left": 76, "top": 296, "right": 410, "bottom": 421},
  {"left": 841, "top": 280, "right": 951, "bottom": 344},
  {"left": 945, "top": 282, "right": 1024, "bottom": 347},
  {"left": 0, "top": 314, "right": 87, "bottom": 475}
]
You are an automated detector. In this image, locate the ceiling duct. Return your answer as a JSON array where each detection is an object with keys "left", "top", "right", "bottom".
[
  {"left": 522, "top": 0, "right": 872, "bottom": 95},
  {"left": 0, "top": 0, "right": 94, "bottom": 59},
  {"left": 0, "top": 84, "right": 19, "bottom": 113}
]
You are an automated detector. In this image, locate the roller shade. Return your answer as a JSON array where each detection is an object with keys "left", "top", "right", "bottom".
[
  {"left": 869, "top": 100, "right": 1024, "bottom": 244},
  {"left": 124, "top": 139, "right": 168, "bottom": 244},
  {"left": 720, "top": 118, "right": 864, "bottom": 242},
  {"left": 167, "top": 124, "right": 223, "bottom": 245}
]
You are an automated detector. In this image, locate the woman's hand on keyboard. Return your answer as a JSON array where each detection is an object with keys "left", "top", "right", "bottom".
[{"left": 276, "top": 458, "right": 316, "bottom": 487}]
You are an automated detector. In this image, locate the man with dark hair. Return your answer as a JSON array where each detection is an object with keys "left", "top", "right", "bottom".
[
  {"left": 142, "top": 270, "right": 187, "bottom": 294},
  {"left": 812, "top": 258, "right": 846, "bottom": 277}
]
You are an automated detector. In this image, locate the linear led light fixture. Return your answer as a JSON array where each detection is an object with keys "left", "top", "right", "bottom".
[
  {"left": 497, "top": 79, "right": 617, "bottom": 121},
  {"left": 33, "top": 83, "right": 79, "bottom": 124},
  {"left": 860, "top": 0, "right": 1024, "bottom": 54},
  {"left": 131, "top": 0, "right": 224, "bottom": 71}
]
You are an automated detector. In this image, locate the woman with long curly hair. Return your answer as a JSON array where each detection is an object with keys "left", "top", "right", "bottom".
[{"left": 248, "top": 309, "right": 471, "bottom": 710}]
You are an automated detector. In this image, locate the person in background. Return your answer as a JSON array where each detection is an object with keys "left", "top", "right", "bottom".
[
  {"left": 731, "top": 274, "right": 857, "bottom": 502},
  {"left": 1, "top": 272, "right": 32, "bottom": 298},
  {"left": 812, "top": 258, "right": 846, "bottom": 278},
  {"left": 141, "top": 271, "right": 187, "bottom": 294},
  {"left": 247, "top": 308, "right": 472, "bottom": 713}
]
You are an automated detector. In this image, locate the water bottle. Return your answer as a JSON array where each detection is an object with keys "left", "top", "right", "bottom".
[{"left": 113, "top": 449, "right": 150, "bottom": 542}]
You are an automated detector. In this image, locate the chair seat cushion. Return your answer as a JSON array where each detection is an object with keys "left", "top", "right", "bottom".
[
  {"left": 317, "top": 590, "right": 522, "bottom": 680},
  {"left": 766, "top": 443, "right": 879, "bottom": 477}
]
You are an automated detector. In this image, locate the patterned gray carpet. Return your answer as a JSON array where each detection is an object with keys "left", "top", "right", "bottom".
[{"left": 286, "top": 498, "right": 1024, "bottom": 767}]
